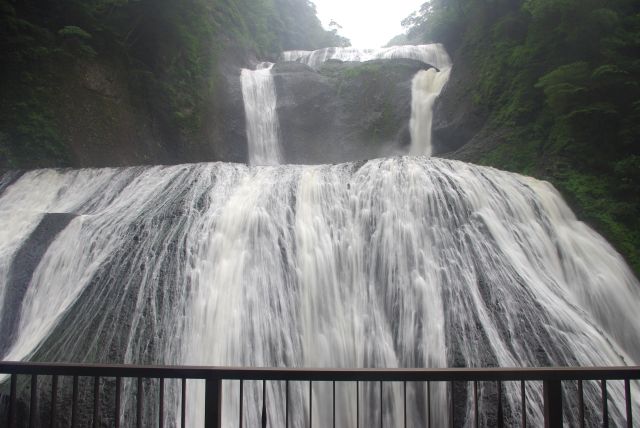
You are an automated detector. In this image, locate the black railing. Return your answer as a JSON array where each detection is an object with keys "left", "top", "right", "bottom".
[{"left": 0, "top": 361, "right": 637, "bottom": 427}]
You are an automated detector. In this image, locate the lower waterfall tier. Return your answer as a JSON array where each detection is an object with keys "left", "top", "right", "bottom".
[{"left": 0, "top": 157, "right": 638, "bottom": 426}]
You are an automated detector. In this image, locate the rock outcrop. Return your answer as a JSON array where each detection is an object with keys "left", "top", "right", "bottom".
[
  {"left": 272, "top": 58, "right": 435, "bottom": 164},
  {"left": 431, "top": 46, "right": 487, "bottom": 156}
]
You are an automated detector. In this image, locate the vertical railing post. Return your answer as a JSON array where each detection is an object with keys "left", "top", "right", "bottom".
[
  {"left": 204, "top": 378, "right": 222, "bottom": 428},
  {"left": 497, "top": 381, "right": 504, "bottom": 428},
  {"left": 543, "top": 380, "right": 563, "bottom": 428},
  {"left": 29, "top": 375, "right": 38, "bottom": 428},
  {"left": 9, "top": 374, "right": 17, "bottom": 428}
]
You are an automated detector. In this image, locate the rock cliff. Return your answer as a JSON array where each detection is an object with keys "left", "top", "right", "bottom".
[{"left": 273, "top": 58, "right": 434, "bottom": 164}]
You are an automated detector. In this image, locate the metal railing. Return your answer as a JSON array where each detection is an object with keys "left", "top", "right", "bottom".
[{"left": 0, "top": 361, "right": 637, "bottom": 427}]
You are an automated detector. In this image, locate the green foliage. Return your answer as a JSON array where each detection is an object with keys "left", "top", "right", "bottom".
[
  {"left": 58, "top": 25, "right": 97, "bottom": 58},
  {"left": 58, "top": 25, "right": 92, "bottom": 39},
  {"left": 558, "top": 168, "right": 640, "bottom": 272},
  {"left": 402, "top": 0, "right": 469, "bottom": 48},
  {"left": 478, "top": 132, "right": 540, "bottom": 176},
  {"left": 0, "top": 94, "right": 69, "bottom": 168},
  {"left": 535, "top": 62, "right": 590, "bottom": 112}
]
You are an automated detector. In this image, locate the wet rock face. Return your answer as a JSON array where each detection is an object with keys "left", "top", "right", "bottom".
[
  {"left": 272, "top": 62, "right": 340, "bottom": 163},
  {"left": 272, "top": 58, "right": 433, "bottom": 164},
  {"left": 432, "top": 89, "right": 486, "bottom": 155},
  {"left": 207, "top": 62, "right": 248, "bottom": 164},
  {"left": 431, "top": 48, "right": 487, "bottom": 156}
]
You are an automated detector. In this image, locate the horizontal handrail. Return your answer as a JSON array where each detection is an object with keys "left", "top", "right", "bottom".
[
  {"left": 1, "top": 361, "right": 637, "bottom": 428},
  {"left": 1, "top": 361, "right": 638, "bottom": 381}
]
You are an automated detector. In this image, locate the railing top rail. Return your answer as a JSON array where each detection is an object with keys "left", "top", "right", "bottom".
[{"left": 0, "top": 361, "right": 638, "bottom": 382}]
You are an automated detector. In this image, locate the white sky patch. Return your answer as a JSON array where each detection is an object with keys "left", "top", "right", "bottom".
[{"left": 312, "top": 0, "right": 425, "bottom": 48}]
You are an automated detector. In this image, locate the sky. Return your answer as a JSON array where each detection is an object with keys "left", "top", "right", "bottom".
[{"left": 312, "top": 0, "right": 425, "bottom": 48}]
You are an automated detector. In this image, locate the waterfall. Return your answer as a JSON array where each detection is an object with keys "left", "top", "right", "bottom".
[
  {"left": 1, "top": 158, "right": 639, "bottom": 426},
  {"left": 238, "top": 45, "right": 452, "bottom": 163},
  {"left": 281, "top": 44, "right": 452, "bottom": 156},
  {"left": 281, "top": 44, "right": 451, "bottom": 71},
  {"left": 240, "top": 63, "right": 282, "bottom": 165},
  {"left": 410, "top": 67, "right": 452, "bottom": 156}
]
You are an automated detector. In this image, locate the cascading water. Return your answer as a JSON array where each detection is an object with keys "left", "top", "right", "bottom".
[
  {"left": 0, "top": 158, "right": 639, "bottom": 426},
  {"left": 409, "top": 66, "right": 451, "bottom": 156},
  {"left": 281, "top": 44, "right": 451, "bottom": 71},
  {"left": 240, "top": 62, "right": 282, "bottom": 165},
  {"left": 239, "top": 45, "right": 451, "bottom": 164},
  {"left": 281, "top": 44, "right": 452, "bottom": 156}
]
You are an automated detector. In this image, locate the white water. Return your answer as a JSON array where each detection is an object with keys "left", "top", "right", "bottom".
[
  {"left": 281, "top": 44, "right": 451, "bottom": 71},
  {"left": 240, "top": 63, "right": 283, "bottom": 165},
  {"left": 410, "top": 66, "right": 452, "bottom": 156},
  {"left": 281, "top": 44, "right": 452, "bottom": 156},
  {"left": 0, "top": 158, "right": 639, "bottom": 426}
]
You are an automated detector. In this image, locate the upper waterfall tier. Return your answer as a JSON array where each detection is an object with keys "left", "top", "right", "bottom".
[
  {"left": 281, "top": 44, "right": 451, "bottom": 70},
  {"left": 244, "top": 44, "right": 453, "bottom": 164},
  {"left": 0, "top": 157, "right": 638, "bottom": 425}
]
